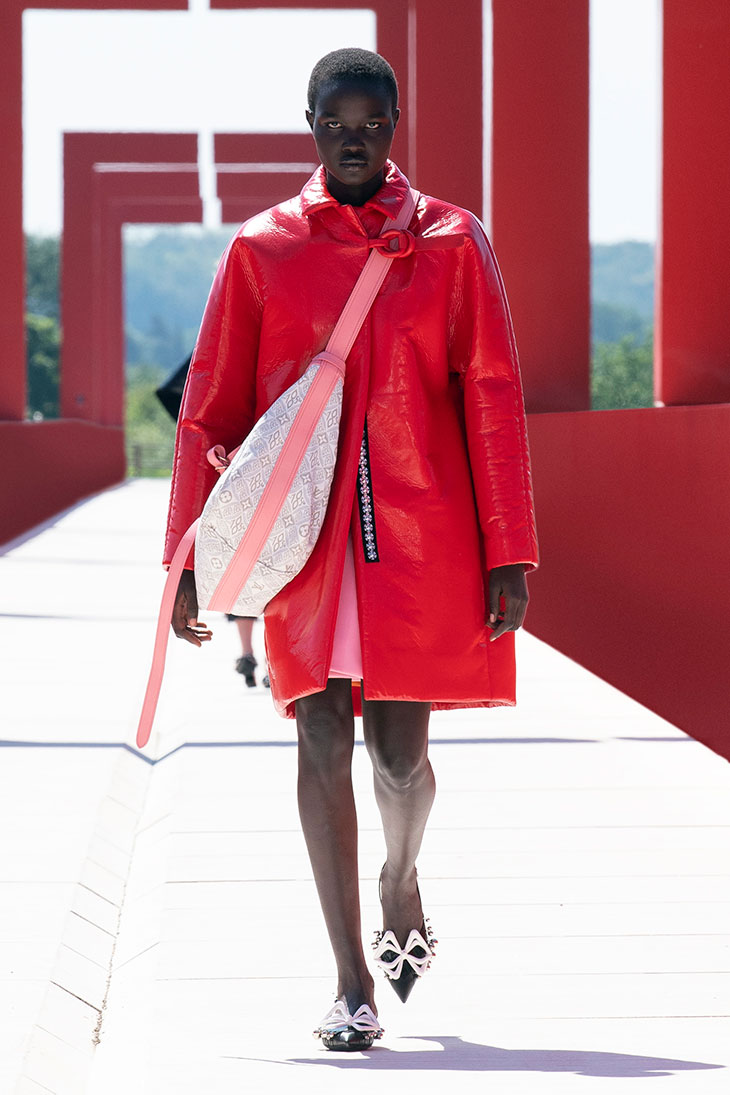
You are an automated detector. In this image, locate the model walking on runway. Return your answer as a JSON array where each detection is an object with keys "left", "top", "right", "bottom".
[{"left": 164, "top": 47, "right": 538, "bottom": 1049}]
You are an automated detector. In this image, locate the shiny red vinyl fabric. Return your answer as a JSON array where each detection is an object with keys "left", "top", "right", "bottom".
[{"left": 164, "top": 162, "right": 538, "bottom": 718}]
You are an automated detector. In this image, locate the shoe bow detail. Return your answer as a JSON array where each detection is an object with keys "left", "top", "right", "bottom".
[
  {"left": 314, "top": 997, "right": 384, "bottom": 1039},
  {"left": 372, "top": 925, "right": 435, "bottom": 980}
]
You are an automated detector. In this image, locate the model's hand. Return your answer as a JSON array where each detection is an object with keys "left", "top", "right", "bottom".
[
  {"left": 171, "top": 569, "right": 213, "bottom": 646},
  {"left": 487, "top": 563, "right": 529, "bottom": 641}
]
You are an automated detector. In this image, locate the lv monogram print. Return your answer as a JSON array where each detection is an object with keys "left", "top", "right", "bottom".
[{"left": 195, "top": 362, "right": 343, "bottom": 615}]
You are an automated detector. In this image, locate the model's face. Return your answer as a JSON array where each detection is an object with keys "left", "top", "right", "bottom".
[{"left": 306, "top": 79, "right": 399, "bottom": 193}]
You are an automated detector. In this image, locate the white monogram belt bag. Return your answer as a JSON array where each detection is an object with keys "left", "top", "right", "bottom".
[{"left": 136, "top": 187, "right": 419, "bottom": 748}]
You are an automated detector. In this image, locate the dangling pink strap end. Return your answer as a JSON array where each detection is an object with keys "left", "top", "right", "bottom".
[{"left": 136, "top": 519, "right": 199, "bottom": 749}]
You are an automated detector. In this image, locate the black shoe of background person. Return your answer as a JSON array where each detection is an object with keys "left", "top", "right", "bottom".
[{"left": 235, "top": 654, "right": 257, "bottom": 687}]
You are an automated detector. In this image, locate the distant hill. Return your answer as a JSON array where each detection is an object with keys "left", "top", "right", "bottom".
[
  {"left": 592, "top": 241, "right": 655, "bottom": 319},
  {"left": 124, "top": 227, "right": 234, "bottom": 373},
  {"left": 591, "top": 240, "right": 654, "bottom": 345},
  {"left": 25, "top": 230, "right": 657, "bottom": 371},
  {"left": 22, "top": 230, "right": 657, "bottom": 422},
  {"left": 122, "top": 230, "right": 656, "bottom": 363}
]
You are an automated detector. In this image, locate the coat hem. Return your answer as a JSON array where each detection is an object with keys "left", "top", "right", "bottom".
[{"left": 276, "top": 690, "right": 516, "bottom": 720}]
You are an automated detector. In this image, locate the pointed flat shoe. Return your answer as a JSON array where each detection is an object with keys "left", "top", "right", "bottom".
[
  {"left": 372, "top": 922, "right": 436, "bottom": 1002},
  {"left": 313, "top": 997, "right": 384, "bottom": 1051},
  {"left": 373, "top": 865, "right": 437, "bottom": 1002}
]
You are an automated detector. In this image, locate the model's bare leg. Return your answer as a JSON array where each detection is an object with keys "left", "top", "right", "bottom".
[
  {"left": 295, "top": 679, "right": 375, "bottom": 1015},
  {"left": 362, "top": 699, "right": 434, "bottom": 945},
  {"left": 234, "top": 616, "right": 254, "bottom": 656}
]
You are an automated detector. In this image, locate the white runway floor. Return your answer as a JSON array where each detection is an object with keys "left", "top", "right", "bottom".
[{"left": 1, "top": 479, "right": 728, "bottom": 1093}]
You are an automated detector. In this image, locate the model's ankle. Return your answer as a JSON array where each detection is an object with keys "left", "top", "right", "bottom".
[
  {"left": 336, "top": 970, "right": 375, "bottom": 1013},
  {"left": 381, "top": 861, "right": 418, "bottom": 894}
]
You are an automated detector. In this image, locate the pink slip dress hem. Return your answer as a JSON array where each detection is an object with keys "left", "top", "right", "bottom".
[{"left": 328, "top": 536, "right": 363, "bottom": 681}]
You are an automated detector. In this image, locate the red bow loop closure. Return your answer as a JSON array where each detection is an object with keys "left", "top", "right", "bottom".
[{"left": 368, "top": 228, "right": 416, "bottom": 258}]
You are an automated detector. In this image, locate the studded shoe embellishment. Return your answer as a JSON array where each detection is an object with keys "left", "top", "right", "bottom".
[{"left": 313, "top": 997, "right": 384, "bottom": 1051}]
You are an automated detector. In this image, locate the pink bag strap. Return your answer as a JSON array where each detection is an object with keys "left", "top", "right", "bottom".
[
  {"left": 325, "top": 188, "right": 418, "bottom": 362},
  {"left": 204, "top": 187, "right": 418, "bottom": 613},
  {"left": 136, "top": 187, "right": 419, "bottom": 750}
]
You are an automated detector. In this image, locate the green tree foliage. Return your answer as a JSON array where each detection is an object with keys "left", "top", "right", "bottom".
[
  {"left": 25, "top": 234, "right": 60, "bottom": 319},
  {"left": 26, "top": 313, "right": 60, "bottom": 419},
  {"left": 125, "top": 364, "right": 177, "bottom": 477},
  {"left": 591, "top": 334, "right": 654, "bottom": 410},
  {"left": 591, "top": 241, "right": 654, "bottom": 407},
  {"left": 25, "top": 234, "right": 61, "bottom": 418}
]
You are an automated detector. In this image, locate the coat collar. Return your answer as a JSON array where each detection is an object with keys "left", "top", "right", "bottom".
[{"left": 299, "top": 160, "right": 410, "bottom": 221}]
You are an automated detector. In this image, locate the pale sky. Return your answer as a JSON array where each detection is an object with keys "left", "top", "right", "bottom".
[{"left": 22, "top": 0, "right": 659, "bottom": 242}]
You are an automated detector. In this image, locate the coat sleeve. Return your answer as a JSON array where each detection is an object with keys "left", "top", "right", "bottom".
[
  {"left": 163, "top": 235, "right": 263, "bottom": 567},
  {"left": 449, "top": 216, "right": 539, "bottom": 573}
]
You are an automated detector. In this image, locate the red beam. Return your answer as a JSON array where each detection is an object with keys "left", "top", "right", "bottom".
[
  {"left": 23, "top": 1, "right": 185, "bottom": 7},
  {"left": 216, "top": 171, "right": 315, "bottom": 224},
  {"left": 405, "top": 0, "right": 483, "bottom": 215},
  {"left": 491, "top": 0, "right": 590, "bottom": 413},
  {"left": 213, "top": 133, "right": 316, "bottom": 222},
  {"left": 656, "top": 0, "right": 730, "bottom": 404},
  {"left": 214, "top": 133, "right": 315, "bottom": 163},
  {"left": 0, "top": 8, "right": 25, "bottom": 419},
  {"left": 372, "top": 0, "right": 411, "bottom": 180}
]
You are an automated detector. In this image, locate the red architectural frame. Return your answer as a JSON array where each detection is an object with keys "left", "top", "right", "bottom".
[
  {"left": 1, "top": 0, "right": 488, "bottom": 421},
  {"left": 4, "top": 0, "right": 592, "bottom": 422},
  {"left": 214, "top": 133, "right": 317, "bottom": 224},
  {"left": 62, "top": 131, "right": 317, "bottom": 427},
  {"left": 62, "top": 133, "right": 202, "bottom": 425},
  {"left": 1, "top": 0, "right": 187, "bottom": 423}
]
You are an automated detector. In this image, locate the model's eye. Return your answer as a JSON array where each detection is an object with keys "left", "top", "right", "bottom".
[
  {"left": 325, "top": 121, "right": 342, "bottom": 129},
  {"left": 365, "top": 122, "right": 381, "bottom": 129}
]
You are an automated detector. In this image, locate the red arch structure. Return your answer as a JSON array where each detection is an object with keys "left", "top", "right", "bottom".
[
  {"left": 1, "top": 0, "right": 729, "bottom": 757},
  {"left": 61, "top": 132, "right": 203, "bottom": 427},
  {"left": 214, "top": 133, "right": 317, "bottom": 225},
  {"left": 61, "top": 131, "right": 318, "bottom": 430}
]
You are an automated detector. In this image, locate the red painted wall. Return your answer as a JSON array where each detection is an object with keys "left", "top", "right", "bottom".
[
  {"left": 525, "top": 405, "right": 730, "bottom": 761},
  {"left": 0, "top": 421, "right": 125, "bottom": 546},
  {"left": 655, "top": 0, "right": 730, "bottom": 405}
]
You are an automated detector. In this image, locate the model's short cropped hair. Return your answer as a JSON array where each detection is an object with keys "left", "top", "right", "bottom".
[{"left": 307, "top": 48, "right": 399, "bottom": 113}]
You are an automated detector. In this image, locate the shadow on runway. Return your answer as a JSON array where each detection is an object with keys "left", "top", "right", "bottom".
[{"left": 230, "top": 1035, "right": 725, "bottom": 1076}]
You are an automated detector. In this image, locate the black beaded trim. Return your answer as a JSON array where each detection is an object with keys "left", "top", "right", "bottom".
[{"left": 356, "top": 418, "right": 380, "bottom": 562}]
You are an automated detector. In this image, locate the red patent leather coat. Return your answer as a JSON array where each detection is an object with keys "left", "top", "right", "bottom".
[{"left": 164, "top": 163, "right": 538, "bottom": 718}]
